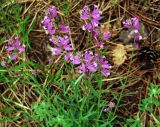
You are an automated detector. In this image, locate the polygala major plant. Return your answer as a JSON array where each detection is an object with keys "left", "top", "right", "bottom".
[{"left": 41, "top": 5, "right": 112, "bottom": 77}]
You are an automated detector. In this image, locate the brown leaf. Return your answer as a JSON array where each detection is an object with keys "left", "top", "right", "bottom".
[{"left": 112, "top": 44, "right": 127, "bottom": 66}]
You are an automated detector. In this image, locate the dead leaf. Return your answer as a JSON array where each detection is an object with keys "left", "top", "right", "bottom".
[{"left": 112, "top": 44, "right": 127, "bottom": 66}]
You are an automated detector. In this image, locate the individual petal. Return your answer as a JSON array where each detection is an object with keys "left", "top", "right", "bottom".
[
  {"left": 5, "top": 46, "right": 15, "bottom": 51},
  {"left": 60, "top": 36, "right": 70, "bottom": 46},
  {"left": 134, "top": 34, "right": 142, "bottom": 41},
  {"left": 41, "top": 16, "right": 51, "bottom": 26},
  {"left": 14, "top": 37, "right": 20, "bottom": 47},
  {"left": 135, "top": 43, "right": 140, "bottom": 49}
]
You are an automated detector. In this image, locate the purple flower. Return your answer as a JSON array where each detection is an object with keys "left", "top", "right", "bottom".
[
  {"left": 49, "top": 35, "right": 72, "bottom": 55},
  {"left": 86, "top": 62, "right": 98, "bottom": 72},
  {"left": 5, "top": 36, "right": 25, "bottom": 53},
  {"left": 101, "top": 69, "right": 110, "bottom": 77},
  {"left": 80, "top": 6, "right": 90, "bottom": 20},
  {"left": 103, "top": 102, "right": 115, "bottom": 113},
  {"left": 65, "top": 52, "right": 72, "bottom": 62},
  {"left": 50, "top": 47, "right": 62, "bottom": 55},
  {"left": 135, "top": 43, "right": 140, "bottom": 49},
  {"left": 96, "top": 41, "right": 104, "bottom": 48},
  {"left": 103, "top": 31, "right": 111, "bottom": 40},
  {"left": 123, "top": 17, "right": 140, "bottom": 30},
  {"left": 59, "top": 25, "right": 70, "bottom": 34},
  {"left": 82, "top": 23, "right": 92, "bottom": 31},
  {"left": 79, "top": 63, "right": 86, "bottom": 73},
  {"left": 93, "top": 27, "right": 101, "bottom": 38},
  {"left": 84, "top": 51, "right": 94, "bottom": 62},
  {"left": 9, "top": 54, "right": 19, "bottom": 60},
  {"left": 132, "top": 17, "right": 140, "bottom": 29},
  {"left": 80, "top": 5, "right": 102, "bottom": 32},
  {"left": 91, "top": 5, "right": 102, "bottom": 20},
  {"left": 58, "top": 36, "right": 72, "bottom": 51},
  {"left": 41, "top": 16, "right": 55, "bottom": 35},
  {"left": 123, "top": 18, "right": 132, "bottom": 29},
  {"left": 71, "top": 55, "right": 81, "bottom": 65},
  {"left": 75, "top": 51, "right": 112, "bottom": 77},
  {"left": 46, "top": 6, "right": 57, "bottom": 19},
  {"left": 129, "top": 29, "right": 142, "bottom": 41},
  {"left": 5, "top": 46, "right": 14, "bottom": 51},
  {"left": 91, "top": 18, "right": 100, "bottom": 28}
]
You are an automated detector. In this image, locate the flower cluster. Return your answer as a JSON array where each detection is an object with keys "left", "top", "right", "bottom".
[
  {"left": 5, "top": 36, "right": 25, "bottom": 60},
  {"left": 123, "top": 17, "right": 142, "bottom": 42},
  {"left": 40, "top": 5, "right": 112, "bottom": 77},
  {"left": 41, "top": 6, "right": 72, "bottom": 56},
  {"left": 49, "top": 35, "right": 72, "bottom": 55},
  {"left": 41, "top": 6, "right": 57, "bottom": 35},
  {"left": 80, "top": 5, "right": 102, "bottom": 31},
  {"left": 65, "top": 51, "right": 112, "bottom": 77},
  {"left": 80, "top": 5, "right": 111, "bottom": 48},
  {"left": 92, "top": 27, "right": 111, "bottom": 48}
]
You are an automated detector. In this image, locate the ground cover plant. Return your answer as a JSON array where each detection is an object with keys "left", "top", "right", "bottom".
[{"left": 0, "top": 0, "right": 160, "bottom": 127}]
